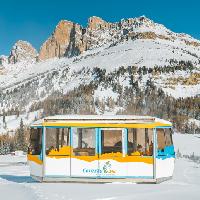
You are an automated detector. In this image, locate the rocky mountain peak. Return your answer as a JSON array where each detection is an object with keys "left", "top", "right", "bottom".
[
  {"left": 0, "top": 55, "right": 8, "bottom": 67},
  {"left": 138, "top": 15, "right": 153, "bottom": 23},
  {"left": 39, "top": 20, "right": 85, "bottom": 60},
  {"left": 120, "top": 16, "right": 157, "bottom": 30},
  {"left": 37, "top": 16, "right": 200, "bottom": 61},
  {"left": 54, "top": 20, "right": 74, "bottom": 44},
  {"left": 88, "top": 16, "right": 110, "bottom": 30},
  {"left": 8, "top": 40, "right": 38, "bottom": 64}
]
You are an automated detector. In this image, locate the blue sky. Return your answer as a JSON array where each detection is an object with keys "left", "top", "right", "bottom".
[{"left": 0, "top": 0, "right": 199, "bottom": 55}]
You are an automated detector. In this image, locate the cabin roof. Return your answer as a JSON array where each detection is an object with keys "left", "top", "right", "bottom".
[
  {"left": 31, "top": 115, "right": 172, "bottom": 128},
  {"left": 45, "top": 115, "right": 154, "bottom": 121}
]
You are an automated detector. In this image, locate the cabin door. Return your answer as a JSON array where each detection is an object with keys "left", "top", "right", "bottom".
[
  {"left": 45, "top": 128, "right": 71, "bottom": 177},
  {"left": 98, "top": 128, "right": 127, "bottom": 178},
  {"left": 70, "top": 128, "right": 98, "bottom": 177},
  {"left": 126, "top": 128, "right": 154, "bottom": 178}
]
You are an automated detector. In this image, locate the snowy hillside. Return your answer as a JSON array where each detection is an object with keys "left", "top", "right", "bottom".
[
  {"left": 173, "top": 133, "right": 200, "bottom": 156},
  {"left": 1, "top": 38, "right": 200, "bottom": 92},
  {"left": 1, "top": 39, "right": 199, "bottom": 111}
]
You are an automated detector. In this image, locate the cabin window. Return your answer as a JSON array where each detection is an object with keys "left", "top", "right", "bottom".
[
  {"left": 46, "top": 128, "right": 70, "bottom": 155},
  {"left": 73, "top": 128, "right": 96, "bottom": 156},
  {"left": 157, "top": 128, "right": 173, "bottom": 151},
  {"left": 28, "top": 128, "right": 42, "bottom": 155},
  {"left": 164, "top": 128, "right": 173, "bottom": 146},
  {"left": 101, "top": 129, "right": 122, "bottom": 154},
  {"left": 127, "top": 128, "right": 153, "bottom": 156}
]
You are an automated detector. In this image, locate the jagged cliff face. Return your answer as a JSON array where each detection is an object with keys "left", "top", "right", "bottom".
[
  {"left": 38, "top": 17, "right": 111, "bottom": 60},
  {"left": 8, "top": 40, "right": 38, "bottom": 64},
  {"left": 88, "top": 16, "right": 111, "bottom": 30},
  {"left": 38, "top": 16, "right": 200, "bottom": 61},
  {"left": 0, "top": 55, "right": 8, "bottom": 67},
  {"left": 38, "top": 20, "right": 86, "bottom": 60},
  {"left": 2, "top": 16, "right": 200, "bottom": 64},
  {"left": 0, "top": 41, "right": 38, "bottom": 68}
]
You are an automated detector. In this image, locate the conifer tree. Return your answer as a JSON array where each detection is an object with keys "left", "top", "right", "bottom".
[{"left": 16, "top": 118, "right": 26, "bottom": 151}]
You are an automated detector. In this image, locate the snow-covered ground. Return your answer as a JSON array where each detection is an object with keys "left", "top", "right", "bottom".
[
  {"left": 0, "top": 133, "right": 199, "bottom": 200},
  {"left": 173, "top": 133, "right": 200, "bottom": 156}
]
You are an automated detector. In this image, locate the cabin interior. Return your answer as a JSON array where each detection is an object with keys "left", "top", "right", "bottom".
[{"left": 29, "top": 127, "right": 173, "bottom": 159}]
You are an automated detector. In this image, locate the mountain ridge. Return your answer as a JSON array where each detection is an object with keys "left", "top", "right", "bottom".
[
  {"left": 0, "top": 16, "right": 199, "bottom": 135},
  {"left": 1, "top": 16, "right": 200, "bottom": 67}
]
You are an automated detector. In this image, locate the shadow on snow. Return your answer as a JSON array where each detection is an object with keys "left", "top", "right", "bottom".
[{"left": 0, "top": 175, "right": 37, "bottom": 183}]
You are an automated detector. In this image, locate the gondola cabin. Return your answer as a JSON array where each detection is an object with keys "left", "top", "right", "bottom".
[{"left": 28, "top": 115, "right": 175, "bottom": 183}]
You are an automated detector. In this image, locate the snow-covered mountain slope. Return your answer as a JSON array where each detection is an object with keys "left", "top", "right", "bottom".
[
  {"left": 0, "top": 38, "right": 199, "bottom": 100},
  {"left": 0, "top": 16, "right": 200, "bottom": 134}
]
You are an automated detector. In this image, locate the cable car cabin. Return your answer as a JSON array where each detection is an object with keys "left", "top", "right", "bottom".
[{"left": 28, "top": 115, "right": 175, "bottom": 183}]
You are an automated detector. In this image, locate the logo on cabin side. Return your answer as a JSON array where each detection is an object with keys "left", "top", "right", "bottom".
[
  {"left": 102, "top": 161, "right": 116, "bottom": 174},
  {"left": 83, "top": 161, "right": 116, "bottom": 175}
]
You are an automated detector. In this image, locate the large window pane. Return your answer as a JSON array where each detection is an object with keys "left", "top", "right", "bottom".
[
  {"left": 102, "top": 129, "right": 122, "bottom": 154},
  {"left": 157, "top": 129, "right": 165, "bottom": 150},
  {"left": 46, "top": 128, "right": 70, "bottom": 155},
  {"left": 128, "top": 128, "right": 153, "bottom": 156},
  {"left": 28, "top": 128, "right": 42, "bottom": 155},
  {"left": 164, "top": 129, "right": 173, "bottom": 146},
  {"left": 73, "top": 128, "right": 96, "bottom": 156},
  {"left": 157, "top": 128, "right": 173, "bottom": 151}
]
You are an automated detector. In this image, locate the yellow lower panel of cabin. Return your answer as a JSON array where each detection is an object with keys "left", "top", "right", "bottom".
[{"left": 27, "top": 154, "right": 43, "bottom": 165}]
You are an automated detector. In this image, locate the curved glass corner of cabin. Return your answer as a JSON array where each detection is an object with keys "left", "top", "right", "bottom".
[
  {"left": 156, "top": 128, "right": 175, "bottom": 179},
  {"left": 27, "top": 127, "right": 43, "bottom": 179}
]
